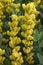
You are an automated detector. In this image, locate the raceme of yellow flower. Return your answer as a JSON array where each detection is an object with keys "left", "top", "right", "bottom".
[{"left": 0, "top": 0, "right": 40, "bottom": 65}]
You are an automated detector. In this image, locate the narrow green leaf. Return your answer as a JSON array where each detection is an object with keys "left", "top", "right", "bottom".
[
  {"left": 33, "top": 30, "right": 39, "bottom": 41},
  {"left": 4, "top": 59, "right": 11, "bottom": 65},
  {"left": 37, "top": 53, "right": 43, "bottom": 64},
  {"left": 39, "top": 40, "right": 43, "bottom": 47}
]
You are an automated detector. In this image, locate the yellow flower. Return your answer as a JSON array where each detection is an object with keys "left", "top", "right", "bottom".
[
  {"left": 9, "top": 37, "right": 21, "bottom": 48},
  {"left": 12, "top": 46, "right": 20, "bottom": 52},
  {"left": 9, "top": 40, "right": 14, "bottom": 48},
  {"left": 10, "top": 47, "right": 23, "bottom": 65},
  {"left": 0, "top": 49, "right": 5, "bottom": 55},
  {"left": 23, "top": 47, "right": 33, "bottom": 54},
  {"left": 21, "top": 32, "right": 27, "bottom": 38},
  {"left": 15, "top": 9, "right": 20, "bottom": 13},
  {"left": 21, "top": 24, "right": 28, "bottom": 30},
  {"left": 6, "top": 7, "right": 12, "bottom": 13},
  {"left": 27, "top": 35, "right": 34, "bottom": 40},
  {"left": 13, "top": 3, "right": 20, "bottom": 8},
  {"left": 0, "top": 21, "right": 3, "bottom": 26},
  {"left": 22, "top": 40, "right": 33, "bottom": 46},
  {"left": 11, "top": 14, "right": 18, "bottom": 21},
  {"left": 0, "top": 56, "right": 5, "bottom": 64},
  {"left": 35, "top": 0, "right": 41, "bottom": 5},
  {"left": 0, "top": 2, "right": 4, "bottom": 9}
]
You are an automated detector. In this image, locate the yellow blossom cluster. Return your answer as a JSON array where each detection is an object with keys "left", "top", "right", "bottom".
[
  {"left": 6, "top": 0, "right": 40, "bottom": 65},
  {"left": 12, "top": 3, "right": 20, "bottom": 13},
  {"left": 7, "top": 15, "right": 20, "bottom": 37},
  {"left": 0, "top": 0, "right": 41, "bottom": 65},
  {"left": 19, "top": 1, "right": 40, "bottom": 64},
  {"left": 0, "top": 48, "right": 5, "bottom": 64},
  {"left": 10, "top": 46, "right": 24, "bottom": 65},
  {"left": 9, "top": 37, "right": 21, "bottom": 48}
]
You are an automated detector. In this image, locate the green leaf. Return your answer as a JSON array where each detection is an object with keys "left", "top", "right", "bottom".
[
  {"left": 4, "top": 59, "right": 11, "bottom": 65},
  {"left": 0, "top": 33, "right": 2, "bottom": 44},
  {"left": 39, "top": 32, "right": 43, "bottom": 40},
  {"left": 33, "top": 30, "right": 39, "bottom": 41},
  {"left": 19, "top": 20, "right": 24, "bottom": 27},
  {"left": 4, "top": 45, "right": 11, "bottom": 58},
  {"left": 39, "top": 40, "right": 43, "bottom": 47},
  {"left": 37, "top": 53, "right": 43, "bottom": 64}
]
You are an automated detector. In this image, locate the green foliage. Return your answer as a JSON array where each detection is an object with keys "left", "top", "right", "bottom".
[
  {"left": 37, "top": 53, "right": 43, "bottom": 65},
  {"left": 34, "top": 30, "right": 39, "bottom": 41},
  {"left": 0, "top": 33, "right": 3, "bottom": 44},
  {"left": 4, "top": 59, "right": 11, "bottom": 65}
]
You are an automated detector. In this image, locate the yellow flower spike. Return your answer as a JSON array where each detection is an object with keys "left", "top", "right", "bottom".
[
  {"left": 10, "top": 48, "right": 23, "bottom": 65},
  {"left": 0, "top": 0, "right": 40, "bottom": 65}
]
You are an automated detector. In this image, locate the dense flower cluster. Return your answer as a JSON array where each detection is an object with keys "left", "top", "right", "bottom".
[
  {"left": 0, "top": 0, "right": 41, "bottom": 65},
  {"left": 0, "top": 48, "right": 5, "bottom": 64}
]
